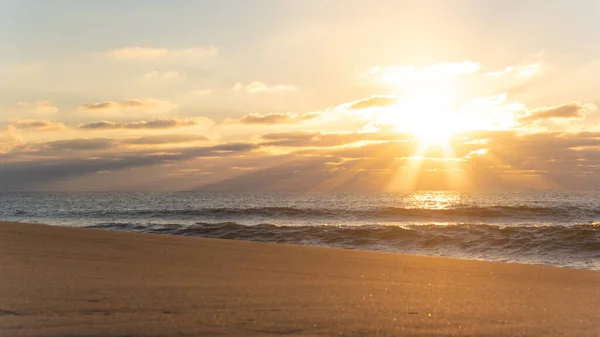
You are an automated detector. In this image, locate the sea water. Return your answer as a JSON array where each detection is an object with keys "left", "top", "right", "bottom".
[{"left": 1, "top": 191, "right": 599, "bottom": 270}]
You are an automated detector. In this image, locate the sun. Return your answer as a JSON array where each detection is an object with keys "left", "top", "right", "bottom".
[
  {"left": 376, "top": 75, "right": 467, "bottom": 147},
  {"left": 403, "top": 96, "right": 473, "bottom": 147},
  {"left": 379, "top": 95, "right": 464, "bottom": 147},
  {"left": 410, "top": 116, "right": 457, "bottom": 146}
]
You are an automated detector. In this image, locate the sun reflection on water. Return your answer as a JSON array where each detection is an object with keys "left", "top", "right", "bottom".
[{"left": 404, "top": 191, "right": 463, "bottom": 209}]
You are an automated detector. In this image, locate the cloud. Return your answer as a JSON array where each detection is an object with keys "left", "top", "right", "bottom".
[
  {"left": 121, "top": 134, "right": 210, "bottom": 145},
  {"left": 142, "top": 70, "right": 183, "bottom": 80},
  {"left": 0, "top": 127, "right": 19, "bottom": 148},
  {"left": 368, "top": 61, "right": 480, "bottom": 84},
  {"left": 232, "top": 81, "right": 297, "bottom": 93},
  {"left": 77, "top": 121, "right": 119, "bottom": 130},
  {"left": 9, "top": 120, "right": 66, "bottom": 131},
  {"left": 13, "top": 100, "right": 58, "bottom": 114},
  {"left": 78, "top": 118, "right": 204, "bottom": 130},
  {"left": 185, "top": 89, "right": 213, "bottom": 98},
  {"left": 107, "top": 46, "right": 217, "bottom": 60},
  {"left": 485, "top": 63, "right": 544, "bottom": 78},
  {"left": 9, "top": 127, "right": 600, "bottom": 191},
  {"left": 37, "top": 138, "right": 119, "bottom": 152},
  {"left": 519, "top": 102, "right": 597, "bottom": 123},
  {"left": 260, "top": 130, "right": 410, "bottom": 147},
  {"left": 9, "top": 133, "right": 210, "bottom": 157},
  {"left": 346, "top": 95, "right": 400, "bottom": 110},
  {"left": 0, "top": 142, "right": 259, "bottom": 190},
  {"left": 7, "top": 134, "right": 227, "bottom": 159},
  {"left": 423, "top": 61, "right": 481, "bottom": 75},
  {"left": 78, "top": 98, "right": 176, "bottom": 113},
  {"left": 232, "top": 112, "right": 319, "bottom": 125}
]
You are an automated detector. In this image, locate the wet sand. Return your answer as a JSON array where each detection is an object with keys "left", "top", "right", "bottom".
[{"left": 1, "top": 221, "right": 599, "bottom": 336}]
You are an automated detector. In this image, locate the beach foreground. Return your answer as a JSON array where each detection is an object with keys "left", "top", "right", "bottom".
[{"left": 1, "top": 222, "right": 599, "bottom": 336}]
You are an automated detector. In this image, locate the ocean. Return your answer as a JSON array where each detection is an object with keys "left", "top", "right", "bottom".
[{"left": 1, "top": 191, "right": 599, "bottom": 270}]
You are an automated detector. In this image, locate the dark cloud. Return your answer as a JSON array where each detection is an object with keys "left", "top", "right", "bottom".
[
  {"left": 8, "top": 123, "right": 600, "bottom": 191},
  {"left": 519, "top": 102, "right": 596, "bottom": 123},
  {"left": 126, "top": 119, "right": 196, "bottom": 129},
  {"left": 78, "top": 118, "right": 200, "bottom": 130},
  {"left": 7, "top": 134, "right": 211, "bottom": 157},
  {"left": 234, "top": 112, "right": 319, "bottom": 125},
  {"left": 41, "top": 138, "right": 119, "bottom": 151},
  {"left": 0, "top": 142, "right": 259, "bottom": 190},
  {"left": 5, "top": 138, "right": 119, "bottom": 156},
  {"left": 346, "top": 95, "right": 400, "bottom": 110},
  {"left": 10, "top": 120, "right": 66, "bottom": 131},
  {"left": 77, "top": 121, "right": 118, "bottom": 129}
]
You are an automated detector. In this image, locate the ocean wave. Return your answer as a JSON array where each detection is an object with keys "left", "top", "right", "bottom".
[
  {"left": 87, "top": 222, "right": 600, "bottom": 270},
  {"left": 72, "top": 205, "right": 591, "bottom": 222}
]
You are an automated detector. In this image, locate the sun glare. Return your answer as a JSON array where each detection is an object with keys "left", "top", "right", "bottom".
[
  {"left": 384, "top": 96, "right": 464, "bottom": 146},
  {"left": 399, "top": 96, "right": 460, "bottom": 146},
  {"left": 410, "top": 117, "right": 456, "bottom": 146},
  {"left": 379, "top": 76, "right": 464, "bottom": 147}
]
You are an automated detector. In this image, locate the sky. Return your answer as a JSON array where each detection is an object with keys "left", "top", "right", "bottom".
[{"left": 2, "top": 0, "right": 600, "bottom": 191}]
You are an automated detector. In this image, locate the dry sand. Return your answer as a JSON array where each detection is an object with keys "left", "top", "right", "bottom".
[{"left": 1, "top": 221, "right": 599, "bottom": 336}]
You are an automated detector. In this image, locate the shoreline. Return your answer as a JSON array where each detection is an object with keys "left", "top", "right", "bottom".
[
  {"left": 85, "top": 222, "right": 600, "bottom": 272},
  {"left": 11, "top": 219, "right": 599, "bottom": 272},
  {"left": 2, "top": 221, "right": 600, "bottom": 336}
]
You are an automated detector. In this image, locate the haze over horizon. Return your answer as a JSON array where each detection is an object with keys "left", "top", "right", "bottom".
[{"left": 2, "top": 0, "right": 600, "bottom": 191}]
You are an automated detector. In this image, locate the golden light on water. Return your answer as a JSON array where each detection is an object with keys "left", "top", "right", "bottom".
[{"left": 408, "top": 191, "right": 462, "bottom": 209}]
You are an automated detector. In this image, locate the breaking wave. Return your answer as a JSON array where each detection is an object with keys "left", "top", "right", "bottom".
[
  {"left": 87, "top": 222, "right": 600, "bottom": 270},
  {"left": 70, "top": 205, "right": 594, "bottom": 222}
]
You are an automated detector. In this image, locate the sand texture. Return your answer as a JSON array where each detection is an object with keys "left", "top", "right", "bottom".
[{"left": 1, "top": 221, "right": 599, "bottom": 336}]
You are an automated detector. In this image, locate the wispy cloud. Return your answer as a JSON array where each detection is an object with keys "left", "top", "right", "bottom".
[
  {"left": 345, "top": 95, "right": 400, "bottom": 110},
  {"left": 13, "top": 100, "right": 58, "bottom": 114},
  {"left": 519, "top": 102, "right": 597, "bottom": 123},
  {"left": 35, "top": 138, "right": 119, "bottom": 152},
  {"left": 78, "top": 118, "right": 205, "bottom": 130},
  {"left": 368, "top": 61, "right": 480, "bottom": 84},
  {"left": 121, "top": 134, "right": 210, "bottom": 145},
  {"left": 229, "top": 112, "right": 319, "bottom": 125},
  {"left": 78, "top": 98, "right": 177, "bottom": 115},
  {"left": 485, "top": 63, "right": 544, "bottom": 78},
  {"left": 0, "top": 127, "right": 19, "bottom": 150},
  {"left": 232, "top": 81, "right": 297, "bottom": 93},
  {"left": 260, "top": 130, "right": 409, "bottom": 147},
  {"left": 106, "top": 46, "right": 217, "bottom": 60},
  {"left": 142, "top": 70, "right": 184, "bottom": 80},
  {"left": 185, "top": 89, "right": 213, "bottom": 98},
  {"left": 10, "top": 120, "right": 66, "bottom": 131}
]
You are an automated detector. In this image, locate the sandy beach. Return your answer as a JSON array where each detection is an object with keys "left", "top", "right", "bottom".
[{"left": 1, "top": 221, "right": 599, "bottom": 336}]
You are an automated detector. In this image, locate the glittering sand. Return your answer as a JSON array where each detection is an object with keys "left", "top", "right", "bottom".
[{"left": 1, "top": 221, "right": 599, "bottom": 336}]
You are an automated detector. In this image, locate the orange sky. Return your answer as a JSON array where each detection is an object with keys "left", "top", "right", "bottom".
[{"left": 2, "top": 1, "right": 600, "bottom": 191}]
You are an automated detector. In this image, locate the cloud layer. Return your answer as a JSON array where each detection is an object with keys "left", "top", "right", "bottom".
[
  {"left": 2, "top": 51, "right": 600, "bottom": 191},
  {"left": 232, "top": 81, "right": 297, "bottom": 93},
  {"left": 107, "top": 46, "right": 218, "bottom": 60},
  {"left": 519, "top": 102, "right": 597, "bottom": 123},
  {"left": 232, "top": 112, "right": 319, "bottom": 125},
  {"left": 78, "top": 118, "right": 203, "bottom": 130},
  {"left": 79, "top": 99, "right": 175, "bottom": 112}
]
